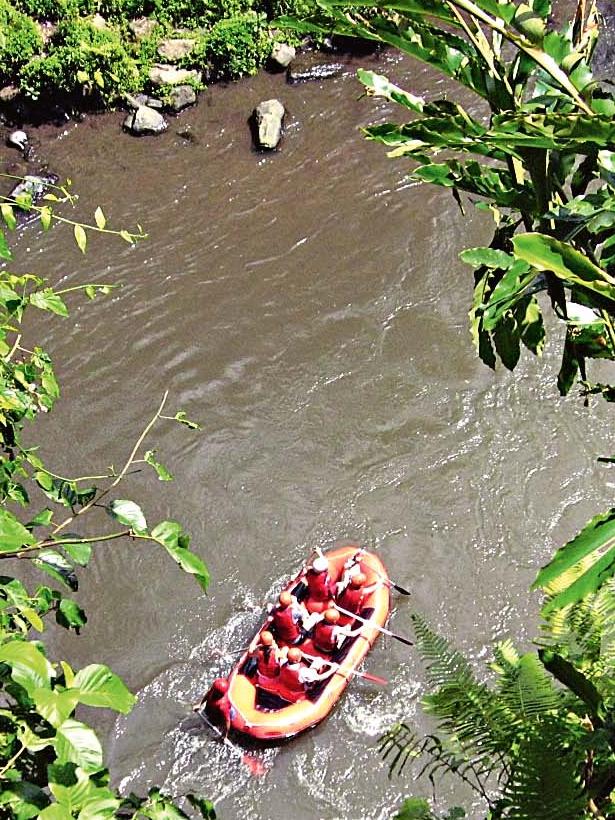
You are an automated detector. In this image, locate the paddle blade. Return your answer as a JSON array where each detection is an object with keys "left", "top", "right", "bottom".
[
  {"left": 360, "top": 671, "right": 388, "bottom": 685},
  {"left": 391, "top": 581, "right": 411, "bottom": 596}
]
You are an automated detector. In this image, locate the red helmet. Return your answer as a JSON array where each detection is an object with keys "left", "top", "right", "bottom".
[
  {"left": 260, "top": 630, "right": 274, "bottom": 646},
  {"left": 212, "top": 677, "right": 229, "bottom": 694},
  {"left": 287, "top": 647, "right": 302, "bottom": 663},
  {"left": 279, "top": 591, "right": 292, "bottom": 607},
  {"left": 324, "top": 608, "right": 340, "bottom": 623},
  {"left": 351, "top": 572, "right": 367, "bottom": 588}
]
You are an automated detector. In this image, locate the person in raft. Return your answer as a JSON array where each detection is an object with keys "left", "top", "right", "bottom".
[
  {"left": 336, "top": 572, "right": 379, "bottom": 625},
  {"left": 312, "top": 608, "right": 363, "bottom": 653},
  {"left": 254, "top": 630, "right": 282, "bottom": 681},
  {"left": 204, "top": 677, "right": 235, "bottom": 736},
  {"left": 304, "top": 555, "right": 335, "bottom": 613},
  {"left": 336, "top": 547, "right": 366, "bottom": 595},
  {"left": 277, "top": 647, "right": 334, "bottom": 702},
  {"left": 269, "top": 590, "right": 307, "bottom": 645}
]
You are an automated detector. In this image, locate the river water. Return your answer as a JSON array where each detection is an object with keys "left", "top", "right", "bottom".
[{"left": 3, "top": 45, "right": 614, "bottom": 819}]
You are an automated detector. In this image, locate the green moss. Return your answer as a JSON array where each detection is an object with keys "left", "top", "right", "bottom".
[
  {"left": 0, "top": 1, "right": 43, "bottom": 80},
  {"left": 204, "top": 12, "right": 272, "bottom": 80},
  {"left": 20, "top": 17, "right": 140, "bottom": 104}
]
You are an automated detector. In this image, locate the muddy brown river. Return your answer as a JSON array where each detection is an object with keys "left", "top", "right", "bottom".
[{"left": 2, "top": 45, "right": 613, "bottom": 819}]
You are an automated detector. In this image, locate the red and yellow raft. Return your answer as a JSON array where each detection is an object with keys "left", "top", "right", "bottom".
[{"left": 226, "top": 544, "right": 390, "bottom": 740}]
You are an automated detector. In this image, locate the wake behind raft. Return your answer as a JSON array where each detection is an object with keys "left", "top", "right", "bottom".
[{"left": 196, "top": 545, "right": 391, "bottom": 741}]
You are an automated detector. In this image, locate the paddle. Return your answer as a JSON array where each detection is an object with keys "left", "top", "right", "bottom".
[
  {"left": 333, "top": 603, "right": 414, "bottom": 646},
  {"left": 301, "top": 652, "right": 388, "bottom": 685},
  {"left": 372, "top": 567, "right": 412, "bottom": 597},
  {"left": 195, "top": 710, "right": 267, "bottom": 776}
]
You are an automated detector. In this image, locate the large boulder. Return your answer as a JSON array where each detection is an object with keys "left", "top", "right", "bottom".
[
  {"left": 166, "top": 85, "right": 197, "bottom": 112},
  {"left": 149, "top": 64, "right": 201, "bottom": 87},
  {"left": 157, "top": 38, "right": 196, "bottom": 62},
  {"left": 253, "top": 99, "right": 285, "bottom": 150},
  {"left": 123, "top": 105, "right": 168, "bottom": 135},
  {"left": 270, "top": 42, "right": 296, "bottom": 70}
]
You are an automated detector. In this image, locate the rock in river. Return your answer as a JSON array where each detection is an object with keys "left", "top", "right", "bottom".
[
  {"left": 166, "top": 85, "right": 197, "bottom": 112},
  {"left": 270, "top": 42, "right": 296, "bottom": 70},
  {"left": 10, "top": 174, "right": 57, "bottom": 203},
  {"left": 123, "top": 105, "right": 168, "bottom": 135},
  {"left": 253, "top": 99, "right": 285, "bottom": 150},
  {"left": 149, "top": 64, "right": 201, "bottom": 87}
]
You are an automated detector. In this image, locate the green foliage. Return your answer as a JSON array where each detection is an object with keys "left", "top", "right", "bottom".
[
  {"left": 20, "top": 16, "right": 140, "bottom": 104},
  {"left": 0, "top": 0, "right": 43, "bottom": 80},
  {"left": 0, "top": 177, "right": 213, "bottom": 817},
  {"left": 385, "top": 612, "right": 613, "bottom": 819},
  {"left": 203, "top": 12, "right": 271, "bottom": 80}
]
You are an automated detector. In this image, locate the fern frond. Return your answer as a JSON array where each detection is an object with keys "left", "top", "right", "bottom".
[
  {"left": 497, "top": 653, "right": 562, "bottom": 722},
  {"left": 502, "top": 720, "right": 586, "bottom": 820},
  {"left": 411, "top": 613, "right": 475, "bottom": 689}
]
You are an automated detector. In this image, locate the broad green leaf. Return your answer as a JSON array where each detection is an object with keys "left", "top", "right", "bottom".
[
  {"left": 33, "top": 688, "right": 79, "bottom": 728},
  {"left": 357, "top": 69, "right": 425, "bottom": 112},
  {"left": 21, "top": 607, "right": 44, "bottom": 632},
  {"left": 56, "top": 598, "right": 87, "bottom": 631},
  {"left": 0, "top": 229, "right": 12, "bottom": 260},
  {"left": 73, "top": 224, "right": 87, "bottom": 254},
  {"left": 17, "top": 722, "right": 53, "bottom": 752},
  {"left": 40, "top": 206, "right": 52, "bottom": 231},
  {"left": 72, "top": 664, "right": 136, "bottom": 713},
  {"left": 151, "top": 520, "right": 209, "bottom": 591},
  {"left": 0, "top": 641, "right": 52, "bottom": 695},
  {"left": 0, "top": 509, "right": 36, "bottom": 551},
  {"left": 54, "top": 719, "right": 103, "bottom": 773},
  {"left": 0, "top": 780, "right": 49, "bottom": 819},
  {"left": 61, "top": 542, "right": 92, "bottom": 567},
  {"left": 77, "top": 794, "right": 122, "bottom": 819},
  {"left": 119, "top": 230, "right": 134, "bottom": 244},
  {"left": 60, "top": 661, "right": 75, "bottom": 687},
  {"left": 28, "top": 508, "right": 54, "bottom": 527},
  {"left": 108, "top": 499, "right": 147, "bottom": 534},
  {"left": 94, "top": 207, "right": 106, "bottom": 229},
  {"left": 1, "top": 203, "right": 16, "bottom": 230},
  {"left": 534, "top": 507, "right": 615, "bottom": 589},
  {"left": 541, "top": 547, "right": 615, "bottom": 613},
  {"left": 30, "top": 289, "right": 69, "bottom": 318},
  {"left": 186, "top": 795, "right": 217, "bottom": 818},
  {"left": 142, "top": 787, "right": 190, "bottom": 819},
  {"left": 538, "top": 649, "right": 604, "bottom": 720},
  {"left": 513, "top": 233, "right": 615, "bottom": 303},
  {"left": 459, "top": 247, "right": 515, "bottom": 269},
  {"left": 144, "top": 450, "right": 173, "bottom": 481},
  {"left": 33, "top": 550, "right": 77, "bottom": 591},
  {"left": 392, "top": 797, "right": 433, "bottom": 819},
  {"left": 38, "top": 804, "right": 73, "bottom": 819}
]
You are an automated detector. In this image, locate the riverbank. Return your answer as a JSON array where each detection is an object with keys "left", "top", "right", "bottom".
[{"left": 0, "top": 0, "right": 337, "bottom": 124}]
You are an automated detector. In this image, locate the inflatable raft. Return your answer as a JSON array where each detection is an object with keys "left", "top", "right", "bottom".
[{"left": 224, "top": 544, "right": 390, "bottom": 740}]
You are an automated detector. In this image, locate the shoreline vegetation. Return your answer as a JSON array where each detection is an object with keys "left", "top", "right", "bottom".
[{"left": 0, "top": 0, "right": 347, "bottom": 124}]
